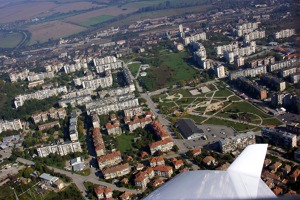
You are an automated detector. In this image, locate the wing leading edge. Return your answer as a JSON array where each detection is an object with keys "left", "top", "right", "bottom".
[{"left": 144, "top": 144, "right": 276, "bottom": 199}]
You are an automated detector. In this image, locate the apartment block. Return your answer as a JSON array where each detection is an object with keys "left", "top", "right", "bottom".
[
  {"left": 183, "top": 32, "right": 206, "bottom": 45},
  {"left": 261, "top": 74, "right": 286, "bottom": 91},
  {"left": 286, "top": 122, "right": 300, "bottom": 135},
  {"left": 64, "top": 59, "right": 88, "bottom": 74},
  {"left": 98, "top": 86, "right": 132, "bottom": 99},
  {"left": 267, "top": 58, "right": 298, "bottom": 72},
  {"left": 214, "top": 65, "right": 226, "bottom": 78},
  {"left": 106, "top": 120, "right": 122, "bottom": 136},
  {"left": 37, "top": 141, "right": 82, "bottom": 157},
  {"left": 86, "top": 95, "right": 139, "bottom": 115},
  {"left": 274, "top": 29, "right": 295, "bottom": 39},
  {"left": 261, "top": 127, "right": 297, "bottom": 148},
  {"left": 0, "top": 119, "right": 22, "bottom": 134},
  {"left": 9, "top": 69, "right": 29, "bottom": 82},
  {"left": 14, "top": 86, "right": 67, "bottom": 108},
  {"left": 97, "top": 151, "right": 122, "bottom": 169},
  {"left": 236, "top": 77, "right": 267, "bottom": 100},
  {"left": 93, "top": 128, "right": 106, "bottom": 157},
  {"left": 127, "top": 116, "right": 152, "bottom": 132},
  {"left": 95, "top": 61, "right": 122, "bottom": 73},
  {"left": 82, "top": 71, "right": 113, "bottom": 90},
  {"left": 123, "top": 66, "right": 136, "bottom": 92},
  {"left": 69, "top": 111, "right": 78, "bottom": 142},
  {"left": 248, "top": 56, "right": 275, "bottom": 68},
  {"left": 102, "top": 163, "right": 131, "bottom": 180},
  {"left": 38, "top": 121, "right": 60, "bottom": 131},
  {"left": 243, "top": 30, "right": 265, "bottom": 43},
  {"left": 230, "top": 66, "right": 267, "bottom": 80},
  {"left": 290, "top": 73, "right": 300, "bottom": 84},
  {"left": 149, "top": 138, "right": 174, "bottom": 155},
  {"left": 27, "top": 71, "right": 55, "bottom": 82},
  {"left": 123, "top": 106, "right": 143, "bottom": 118},
  {"left": 279, "top": 67, "right": 298, "bottom": 78},
  {"left": 218, "top": 131, "right": 256, "bottom": 153},
  {"left": 31, "top": 108, "right": 66, "bottom": 124}
]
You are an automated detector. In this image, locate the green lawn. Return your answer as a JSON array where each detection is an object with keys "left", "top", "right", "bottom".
[
  {"left": 116, "top": 134, "right": 136, "bottom": 153},
  {"left": 80, "top": 15, "right": 114, "bottom": 27},
  {"left": 222, "top": 102, "right": 271, "bottom": 119},
  {"left": 0, "top": 32, "right": 23, "bottom": 48},
  {"left": 128, "top": 62, "right": 141, "bottom": 77},
  {"left": 205, "top": 117, "right": 257, "bottom": 132},
  {"left": 140, "top": 51, "right": 197, "bottom": 91},
  {"left": 214, "top": 89, "right": 233, "bottom": 97},
  {"left": 184, "top": 114, "right": 207, "bottom": 124},
  {"left": 261, "top": 118, "right": 283, "bottom": 126}
]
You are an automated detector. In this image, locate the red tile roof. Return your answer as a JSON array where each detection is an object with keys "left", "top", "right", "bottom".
[
  {"left": 153, "top": 165, "right": 172, "bottom": 173},
  {"left": 97, "top": 151, "right": 121, "bottom": 163},
  {"left": 149, "top": 138, "right": 173, "bottom": 149},
  {"left": 102, "top": 163, "right": 130, "bottom": 175}
]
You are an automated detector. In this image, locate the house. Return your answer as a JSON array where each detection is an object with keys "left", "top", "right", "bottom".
[
  {"left": 290, "top": 169, "right": 300, "bottom": 182},
  {"left": 281, "top": 165, "right": 291, "bottom": 175},
  {"left": 192, "top": 148, "right": 201, "bottom": 157},
  {"left": 97, "top": 151, "right": 122, "bottom": 169},
  {"left": 216, "top": 163, "right": 230, "bottom": 170},
  {"left": 102, "top": 163, "right": 131, "bottom": 180},
  {"left": 94, "top": 186, "right": 113, "bottom": 200},
  {"left": 175, "top": 119, "right": 204, "bottom": 140},
  {"left": 152, "top": 178, "right": 164, "bottom": 187},
  {"left": 106, "top": 121, "right": 122, "bottom": 136},
  {"left": 153, "top": 165, "right": 173, "bottom": 178},
  {"left": 110, "top": 114, "right": 117, "bottom": 121},
  {"left": 272, "top": 187, "right": 283, "bottom": 196},
  {"left": 134, "top": 168, "right": 154, "bottom": 188},
  {"left": 265, "top": 179, "right": 275, "bottom": 189},
  {"left": 136, "top": 163, "right": 144, "bottom": 171},
  {"left": 269, "top": 162, "right": 282, "bottom": 173},
  {"left": 119, "top": 191, "right": 132, "bottom": 200},
  {"left": 172, "top": 159, "right": 184, "bottom": 170},
  {"left": 180, "top": 168, "right": 189, "bottom": 173},
  {"left": 150, "top": 156, "right": 165, "bottom": 167},
  {"left": 151, "top": 121, "right": 170, "bottom": 140},
  {"left": 38, "top": 121, "right": 60, "bottom": 131},
  {"left": 140, "top": 151, "right": 149, "bottom": 159},
  {"left": 70, "top": 157, "right": 84, "bottom": 171},
  {"left": 40, "top": 173, "right": 64, "bottom": 189},
  {"left": 264, "top": 159, "right": 272, "bottom": 168},
  {"left": 202, "top": 156, "right": 216, "bottom": 166}
]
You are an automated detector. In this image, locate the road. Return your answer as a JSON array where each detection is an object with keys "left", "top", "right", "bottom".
[{"left": 17, "top": 158, "right": 139, "bottom": 198}]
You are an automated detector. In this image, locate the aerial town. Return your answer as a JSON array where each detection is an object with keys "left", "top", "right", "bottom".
[{"left": 0, "top": 0, "right": 299, "bottom": 199}]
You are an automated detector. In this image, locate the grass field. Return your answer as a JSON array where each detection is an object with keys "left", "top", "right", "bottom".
[
  {"left": 0, "top": 32, "right": 22, "bottom": 48},
  {"left": 80, "top": 15, "right": 114, "bottom": 26},
  {"left": 140, "top": 51, "right": 197, "bottom": 91},
  {"left": 116, "top": 134, "right": 135, "bottom": 153},
  {"left": 205, "top": 117, "right": 257, "bottom": 132},
  {"left": 127, "top": 62, "right": 141, "bottom": 77}
]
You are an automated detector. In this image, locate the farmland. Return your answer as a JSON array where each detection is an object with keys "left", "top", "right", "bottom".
[
  {"left": 27, "top": 21, "right": 87, "bottom": 44},
  {"left": 79, "top": 15, "right": 114, "bottom": 27},
  {"left": 0, "top": 31, "right": 23, "bottom": 48}
]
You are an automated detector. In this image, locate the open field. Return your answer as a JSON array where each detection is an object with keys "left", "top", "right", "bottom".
[
  {"left": 127, "top": 62, "right": 141, "bottom": 77},
  {"left": 0, "top": 31, "right": 23, "bottom": 48},
  {"left": 104, "top": 4, "right": 214, "bottom": 29},
  {"left": 0, "top": 1, "right": 103, "bottom": 24},
  {"left": 139, "top": 51, "right": 197, "bottom": 91},
  {"left": 80, "top": 15, "right": 114, "bottom": 26},
  {"left": 27, "top": 20, "right": 87, "bottom": 44}
]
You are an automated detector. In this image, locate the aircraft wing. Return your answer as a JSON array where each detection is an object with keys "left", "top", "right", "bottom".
[{"left": 144, "top": 144, "right": 276, "bottom": 199}]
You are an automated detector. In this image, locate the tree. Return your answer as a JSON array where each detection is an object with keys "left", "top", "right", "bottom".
[
  {"left": 172, "top": 145, "right": 179, "bottom": 153},
  {"left": 179, "top": 80, "right": 186, "bottom": 87}
]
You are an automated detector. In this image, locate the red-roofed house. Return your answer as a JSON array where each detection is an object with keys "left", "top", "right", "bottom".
[
  {"left": 269, "top": 162, "right": 282, "bottom": 173},
  {"left": 119, "top": 191, "right": 132, "bottom": 200},
  {"left": 202, "top": 156, "right": 216, "bottom": 166},
  {"left": 152, "top": 178, "right": 164, "bottom": 187},
  {"left": 94, "top": 186, "right": 113, "bottom": 200},
  {"left": 106, "top": 122, "right": 122, "bottom": 136},
  {"left": 173, "top": 159, "right": 184, "bottom": 169},
  {"left": 192, "top": 148, "right": 201, "bottom": 157},
  {"left": 134, "top": 167, "right": 154, "bottom": 188},
  {"left": 153, "top": 165, "right": 173, "bottom": 178},
  {"left": 272, "top": 187, "right": 283, "bottom": 196},
  {"left": 102, "top": 163, "right": 131, "bottom": 180},
  {"left": 290, "top": 169, "right": 300, "bottom": 182},
  {"left": 150, "top": 156, "right": 165, "bottom": 167}
]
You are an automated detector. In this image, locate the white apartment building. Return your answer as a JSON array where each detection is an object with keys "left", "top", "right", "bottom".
[
  {"left": 64, "top": 59, "right": 88, "bottom": 74},
  {"left": 243, "top": 30, "right": 265, "bottom": 43},
  {"left": 230, "top": 66, "right": 267, "bottom": 80},
  {"left": 280, "top": 67, "right": 298, "bottom": 78},
  {"left": 214, "top": 65, "right": 226, "bottom": 78},
  {"left": 36, "top": 141, "right": 82, "bottom": 157},
  {"left": 183, "top": 32, "right": 207, "bottom": 45},
  {"left": 268, "top": 58, "right": 298, "bottom": 72},
  {"left": 14, "top": 86, "right": 68, "bottom": 108},
  {"left": 73, "top": 74, "right": 94, "bottom": 86},
  {"left": 82, "top": 71, "right": 113, "bottom": 90},
  {"left": 93, "top": 56, "right": 117, "bottom": 66},
  {"left": 95, "top": 61, "right": 122, "bottom": 73},
  {"left": 274, "top": 29, "right": 295, "bottom": 39},
  {"left": 236, "top": 22, "right": 259, "bottom": 37},
  {"left": 98, "top": 86, "right": 132, "bottom": 98},
  {"left": 27, "top": 72, "right": 55, "bottom": 82},
  {"left": 0, "top": 119, "right": 22, "bottom": 133},
  {"left": 69, "top": 111, "right": 78, "bottom": 142},
  {"left": 9, "top": 69, "right": 29, "bottom": 82}
]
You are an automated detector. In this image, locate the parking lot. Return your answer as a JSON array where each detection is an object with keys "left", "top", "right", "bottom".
[{"left": 181, "top": 124, "right": 236, "bottom": 149}]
